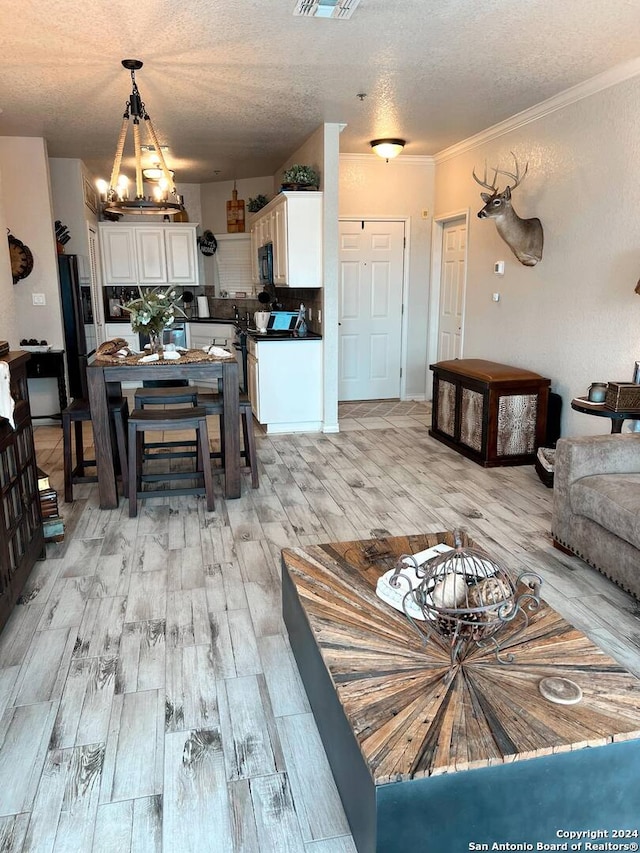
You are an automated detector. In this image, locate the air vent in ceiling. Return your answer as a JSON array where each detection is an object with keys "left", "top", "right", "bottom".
[{"left": 294, "top": 0, "right": 360, "bottom": 19}]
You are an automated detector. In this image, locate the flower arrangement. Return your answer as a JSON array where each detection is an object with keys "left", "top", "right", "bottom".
[
  {"left": 282, "top": 164, "right": 319, "bottom": 188},
  {"left": 123, "top": 286, "right": 186, "bottom": 349},
  {"left": 247, "top": 194, "right": 269, "bottom": 213}
]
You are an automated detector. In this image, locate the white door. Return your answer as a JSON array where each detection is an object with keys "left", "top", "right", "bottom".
[
  {"left": 339, "top": 220, "right": 405, "bottom": 401},
  {"left": 437, "top": 218, "right": 467, "bottom": 361}
]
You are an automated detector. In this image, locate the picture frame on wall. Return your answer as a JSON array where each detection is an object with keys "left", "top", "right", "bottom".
[{"left": 83, "top": 176, "right": 98, "bottom": 215}]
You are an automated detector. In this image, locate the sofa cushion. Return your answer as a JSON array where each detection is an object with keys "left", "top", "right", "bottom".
[{"left": 570, "top": 473, "right": 640, "bottom": 551}]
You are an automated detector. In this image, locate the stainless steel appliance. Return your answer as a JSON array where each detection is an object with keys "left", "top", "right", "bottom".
[{"left": 258, "top": 242, "right": 273, "bottom": 286}]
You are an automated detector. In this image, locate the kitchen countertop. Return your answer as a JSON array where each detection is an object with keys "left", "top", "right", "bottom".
[{"left": 245, "top": 329, "right": 322, "bottom": 341}]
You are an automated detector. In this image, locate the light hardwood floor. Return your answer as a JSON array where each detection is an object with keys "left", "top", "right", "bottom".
[{"left": 1, "top": 401, "right": 639, "bottom": 852}]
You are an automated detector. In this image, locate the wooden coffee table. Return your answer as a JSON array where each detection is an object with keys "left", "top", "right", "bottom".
[{"left": 282, "top": 532, "right": 640, "bottom": 853}]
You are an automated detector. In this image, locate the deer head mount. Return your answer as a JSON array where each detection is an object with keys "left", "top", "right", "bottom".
[{"left": 473, "top": 154, "right": 543, "bottom": 267}]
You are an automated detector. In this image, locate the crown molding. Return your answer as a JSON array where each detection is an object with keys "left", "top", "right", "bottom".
[
  {"left": 340, "top": 152, "right": 435, "bottom": 166},
  {"left": 435, "top": 57, "right": 640, "bottom": 164}
]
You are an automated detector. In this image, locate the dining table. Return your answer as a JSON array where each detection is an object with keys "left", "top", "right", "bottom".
[{"left": 87, "top": 349, "right": 241, "bottom": 509}]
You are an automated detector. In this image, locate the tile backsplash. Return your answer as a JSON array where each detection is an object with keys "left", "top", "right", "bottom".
[{"left": 200, "top": 287, "right": 323, "bottom": 334}]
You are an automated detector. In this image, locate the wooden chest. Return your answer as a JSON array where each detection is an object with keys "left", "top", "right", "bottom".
[{"left": 429, "top": 358, "right": 550, "bottom": 467}]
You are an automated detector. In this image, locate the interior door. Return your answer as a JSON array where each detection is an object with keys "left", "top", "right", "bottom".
[
  {"left": 339, "top": 220, "right": 405, "bottom": 401},
  {"left": 437, "top": 218, "right": 467, "bottom": 361}
]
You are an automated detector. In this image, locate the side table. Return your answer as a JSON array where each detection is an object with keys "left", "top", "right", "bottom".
[
  {"left": 570, "top": 396, "right": 640, "bottom": 433},
  {"left": 25, "top": 349, "right": 67, "bottom": 420}
]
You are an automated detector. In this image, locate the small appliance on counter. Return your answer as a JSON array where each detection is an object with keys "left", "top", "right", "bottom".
[
  {"left": 197, "top": 295, "right": 210, "bottom": 318},
  {"left": 254, "top": 312, "right": 270, "bottom": 333}
]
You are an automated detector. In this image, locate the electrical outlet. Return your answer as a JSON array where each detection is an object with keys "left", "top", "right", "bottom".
[
  {"left": 318, "top": 309, "right": 322, "bottom": 324},
  {"left": 308, "top": 307, "right": 313, "bottom": 321},
  {"left": 32, "top": 293, "right": 46, "bottom": 306},
  {"left": 421, "top": 209, "right": 429, "bottom": 219}
]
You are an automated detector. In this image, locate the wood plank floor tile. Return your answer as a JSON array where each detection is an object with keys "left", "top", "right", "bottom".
[
  {"left": 163, "top": 728, "right": 231, "bottom": 852},
  {"left": 277, "top": 713, "right": 350, "bottom": 843},
  {"left": 125, "top": 571, "right": 167, "bottom": 624},
  {"left": 99, "top": 690, "right": 163, "bottom": 804},
  {"left": 0, "top": 701, "right": 58, "bottom": 816},
  {"left": 219, "top": 675, "right": 284, "bottom": 781},
  {"left": 249, "top": 772, "right": 306, "bottom": 852},
  {"left": 117, "top": 620, "right": 166, "bottom": 694},
  {"left": 0, "top": 813, "right": 29, "bottom": 852},
  {"left": 165, "top": 644, "right": 219, "bottom": 732},
  {"left": 11, "top": 626, "right": 76, "bottom": 706},
  {"left": 228, "top": 609, "right": 262, "bottom": 677},
  {"left": 259, "top": 635, "right": 311, "bottom": 717}
]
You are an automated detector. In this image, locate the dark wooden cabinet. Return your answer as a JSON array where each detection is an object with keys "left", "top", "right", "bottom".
[
  {"left": 430, "top": 358, "right": 550, "bottom": 467},
  {"left": 25, "top": 349, "right": 68, "bottom": 419},
  {"left": 0, "top": 352, "right": 44, "bottom": 632}
]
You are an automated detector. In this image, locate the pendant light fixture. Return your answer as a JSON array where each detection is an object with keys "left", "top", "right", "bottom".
[
  {"left": 97, "top": 59, "right": 184, "bottom": 216},
  {"left": 370, "top": 138, "right": 406, "bottom": 162}
]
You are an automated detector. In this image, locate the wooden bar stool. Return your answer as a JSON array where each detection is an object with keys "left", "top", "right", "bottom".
[
  {"left": 197, "top": 392, "right": 259, "bottom": 488},
  {"left": 127, "top": 406, "right": 215, "bottom": 517},
  {"left": 134, "top": 385, "right": 199, "bottom": 461},
  {"left": 62, "top": 397, "right": 129, "bottom": 503}
]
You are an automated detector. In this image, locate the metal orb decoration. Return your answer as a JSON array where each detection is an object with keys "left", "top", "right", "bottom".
[{"left": 389, "top": 531, "right": 542, "bottom": 677}]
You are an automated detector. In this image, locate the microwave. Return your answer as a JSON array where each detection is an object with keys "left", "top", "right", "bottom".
[{"left": 258, "top": 242, "right": 273, "bottom": 286}]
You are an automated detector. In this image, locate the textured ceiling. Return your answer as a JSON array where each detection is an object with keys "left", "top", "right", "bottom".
[{"left": 1, "top": 0, "right": 639, "bottom": 183}]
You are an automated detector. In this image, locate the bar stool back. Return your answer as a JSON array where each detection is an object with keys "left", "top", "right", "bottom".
[
  {"left": 127, "top": 406, "right": 215, "bottom": 517},
  {"left": 133, "top": 385, "right": 199, "bottom": 461}
]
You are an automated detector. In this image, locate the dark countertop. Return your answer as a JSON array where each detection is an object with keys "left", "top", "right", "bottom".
[
  {"left": 105, "top": 316, "right": 241, "bottom": 325},
  {"left": 246, "top": 329, "right": 322, "bottom": 341}
]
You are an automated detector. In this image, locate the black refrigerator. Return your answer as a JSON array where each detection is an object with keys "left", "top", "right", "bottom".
[{"left": 58, "top": 254, "right": 94, "bottom": 400}]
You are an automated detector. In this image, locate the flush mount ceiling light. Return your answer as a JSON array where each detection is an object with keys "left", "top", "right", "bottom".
[
  {"left": 370, "top": 139, "right": 406, "bottom": 162},
  {"left": 97, "top": 59, "right": 184, "bottom": 216},
  {"left": 142, "top": 163, "right": 175, "bottom": 183},
  {"left": 294, "top": 0, "right": 360, "bottom": 19}
]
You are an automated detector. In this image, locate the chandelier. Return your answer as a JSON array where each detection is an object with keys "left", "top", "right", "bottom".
[{"left": 97, "top": 59, "right": 184, "bottom": 216}]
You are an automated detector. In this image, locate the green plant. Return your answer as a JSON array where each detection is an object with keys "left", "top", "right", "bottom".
[
  {"left": 247, "top": 194, "right": 269, "bottom": 213},
  {"left": 123, "top": 285, "right": 186, "bottom": 336},
  {"left": 282, "top": 164, "right": 319, "bottom": 187}
]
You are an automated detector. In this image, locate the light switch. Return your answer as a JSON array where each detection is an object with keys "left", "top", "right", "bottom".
[
  {"left": 494, "top": 261, "right": 505, "bottom": 275},
  {"left": 32, "top": 293, "right": 46, "bottom": 306},
  {"left": 492, "top": 292, "right": 501, "bottom": 302}
]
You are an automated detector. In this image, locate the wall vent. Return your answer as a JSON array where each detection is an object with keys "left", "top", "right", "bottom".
[{"left": 294, "top": 0, "right": 360, "bottom": 19}]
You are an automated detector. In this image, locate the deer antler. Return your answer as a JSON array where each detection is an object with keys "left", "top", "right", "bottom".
[
  {"left": 472, "top": 161, "right": 499, "bottom": 192},
  {"left": 494, "top": 152, "right": 529, "bottom": 190}
]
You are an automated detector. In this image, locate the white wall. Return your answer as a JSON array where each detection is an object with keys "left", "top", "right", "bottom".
[
  {"left": 434, "top": 73, "right": 640, "bottom": 437},
  {"left": 0, "top": 138, "right": 63, "bottom": 349},
  {"left": 0, "top": 168, "right": 17, "bottom": 343},
  {"left": 339, "top": 155, "right": 436, "bottom": 399},
  {"left": 200, "top": 176, "right": 273, "bottom": 287}
]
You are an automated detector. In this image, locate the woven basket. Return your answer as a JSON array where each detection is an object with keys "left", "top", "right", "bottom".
[{"left": 604, "top": 382, "right": 640, "bottom": 412}]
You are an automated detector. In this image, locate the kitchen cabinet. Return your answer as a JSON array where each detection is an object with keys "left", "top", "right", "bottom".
[
  {"left": 189, "top": 322, "right": 240, "bottom": 389},
  {"left": 247, "top": 336, "right": 322, "bottom": 433},
  {"left": 249, "top": 191, "right": 322, "bottom": 288},
  {"left": 0, "top": 352, "right": 44, "bottom": 634},
  {"left": 99, "top": 223, "right": 199, "bottom": 287}
]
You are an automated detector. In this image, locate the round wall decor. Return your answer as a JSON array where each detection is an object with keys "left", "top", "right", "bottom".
[
  {"left": 198, "top": 230, "right": 218, "bottom": 256},
  {"left": 8, "top": 231, "right": 34, "bottom": 284}
]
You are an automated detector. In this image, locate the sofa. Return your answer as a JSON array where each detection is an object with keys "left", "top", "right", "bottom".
[{"left": 552, "top": 433, "right": 640, "bottom": 601}]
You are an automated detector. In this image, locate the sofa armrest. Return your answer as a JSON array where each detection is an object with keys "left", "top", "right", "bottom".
[
  {"left": 552, "top": 434, "right": 640, "bottom": 544},
  {"left": 555, "top": 434, "right": 640, "bottom": 488}
]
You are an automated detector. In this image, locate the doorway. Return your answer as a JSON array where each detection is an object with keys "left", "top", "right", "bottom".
[
  {"left": 427, "top": 212, "right": 469, "bottom": 397},
  {"left": 338, "top": 219, "right": 406, "bottom": 401}
]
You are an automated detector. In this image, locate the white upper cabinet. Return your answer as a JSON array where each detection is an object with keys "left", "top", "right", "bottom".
[
  {"left": 99, "top": 223, "right": 199, "bottom": 287},
  {"left": 100, "top": 227, "right": 138, "bottom": 284},
  {"left": 166, "top": 228, "right": 198, "bottom": 283},
  {"left": 135, "top": 228, "right": 168, "bottom": 283},
  {"left": 249, "top": 191, "right": 322, "bottom": 288}
]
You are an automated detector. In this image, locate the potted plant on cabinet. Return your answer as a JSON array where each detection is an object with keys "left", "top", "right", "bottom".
[{"left": 281, "top": 164, "right": 319, "bottom": 191}]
